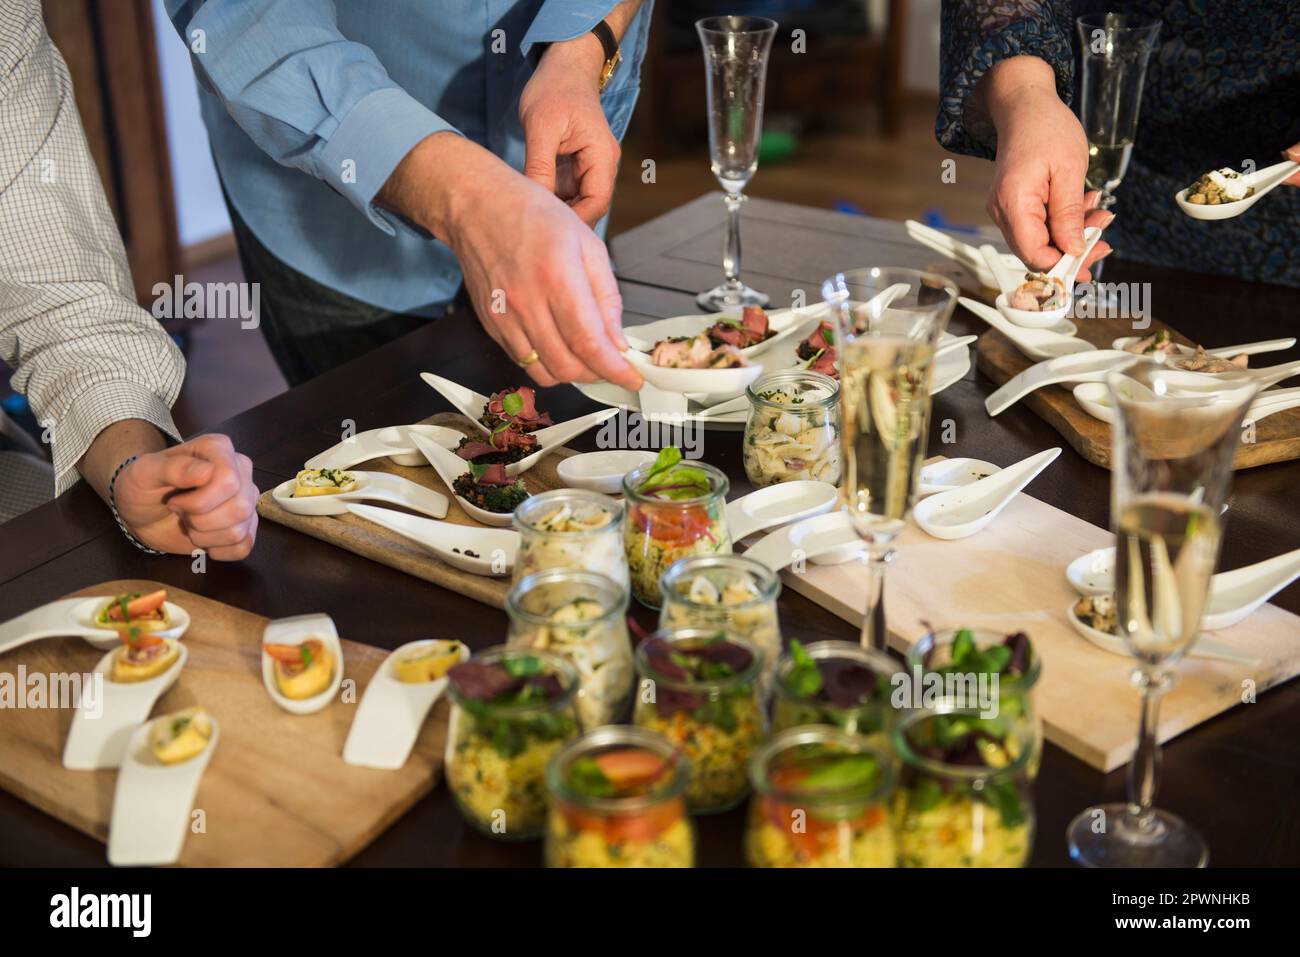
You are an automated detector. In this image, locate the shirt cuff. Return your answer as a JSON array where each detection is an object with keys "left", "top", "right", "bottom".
[
  {"left": 521, "top": 2, "right": 620, "bottom": 55},
  {"left": 53, "top": 380, "right": 181, "bottom": 497},
  {"left": 313, "top": 87, "right": 460, "bottom": 237}
]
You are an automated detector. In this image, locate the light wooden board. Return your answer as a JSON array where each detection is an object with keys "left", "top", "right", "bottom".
[
  {"left": 975, "top": 314, "right": 1300, "bottom": 470},
  {"left": 759, "top": 482, "right": 1300, "bottom": 772},
  {"left": 256, "top": 413, "right": 576, "bottom": 609},
  {"left": 0, "top": 580, "right": 446, "bottom": 866}
]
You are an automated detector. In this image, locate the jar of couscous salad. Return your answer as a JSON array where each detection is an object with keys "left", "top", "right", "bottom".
[
  {"left": 623, "top": 448, "right": 731, "bottom": 609},
  {"left": 632, "top": 628, "right": 765, "bottom": 814},
  {"left": 743, "top": 369, "right": 841, "bottom": 487},
  {"left": 658, "top": 555, "right": 781, "bottom": 692},
  {"left": 545, "top": 726, "right": 694, "bottom": 867},
  {"left": 444, "top": 647, "right": 580, "bottom": 841},
  {"left": 505, "top": 569, "right": 634, "bottom": 730},
  {"left": 905, "top": 627, "right": 1042, "bottom": 778},
  {"left": 771, "top": 640, "right": 901, "bottom": 747},
  {"left": 892, "top": 698, "right": 1035, "bottom": 867},
  {"left": 745, "top": 726, "right": 896, "bottom": 868},
  {"left": 512, "top": 489, "right": 629, "bottom": 590}
]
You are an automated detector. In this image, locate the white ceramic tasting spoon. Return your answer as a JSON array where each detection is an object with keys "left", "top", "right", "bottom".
[
  {"left": 271, "top": 470, "right": 450, "bottom": 519},
  {"left": 725, "top": 480, "right": 839, "bottom": 541},
  {"left": 305, "top": 423, "right": 463, "bottom": 470},
  {"left": 107, "top": 711, "right": 220, "bottom": 867},
  {"left": 984, "top": 350, "right": 1132, "bottom": 417},
  {"left": 1175, "top": 159, "right": 1300, "bottom": 221},
  {"left": 1110, "top": 335, "right": 1296, "bottom": 361},
  {"left": 408, "top": 430, "right": 517, "bottom": 527},
  {"left": 1065, "top": 602, "right": 1259, "bottom": 665},
  {"left": 741, "top": 510, "right": 866, "bottom": 572},
  {"left": 261, "top": 614, "right": 344, "bottom": 716},
  {"left": 912, "top": 448, "right": 1061, "bottom": 540},
  {"left": 420, "top": 373, "right": 494, "bottom": 435},
  {"left": 1074, "top": 381, "right": 1300, "bottom": 427},
  {"left": 0, "top": 595, "right": 191, "bottom": 655},
  {"left": 958, "top": 297, "right": 1090, "bottom": 361},
  {"left": 917, "top": 457, "right": 1001, "bottom": 496},
  {"left": 346, "top": 503, "right": 519, "bottom": 577},
  {"left": 504, "top": 407, "right": 619, "bottom": 476},
  {"left": 1066, "top": 545, "right": 1300, "bottom": 632},
  {"left": 993, "top": 227, "right": 1104, "bottom": 329},
  {"left": 63, "top": 642, "right": 190, "bottom": 770},
  {"left": 342, "top": 639, "right": 471, "bottom": 770}
]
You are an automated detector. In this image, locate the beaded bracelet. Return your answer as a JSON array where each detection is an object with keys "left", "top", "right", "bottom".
[{"left": 109, "top": 455, "right": 166, "bottom": 556}]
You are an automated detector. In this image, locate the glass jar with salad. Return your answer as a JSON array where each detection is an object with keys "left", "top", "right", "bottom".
[
  {"left": 743, "top": 369, "right": 841, "bottom": 487},
  {"left": 905, "top": 627, "right": 1042, "bottom": 777},
  {"left": 512, "top": 489, "right": 629, "bottom": 590},
  {"left": 771, "top": 640, "right": 900, "bottom": 746},
  {"left": 745, "top": 726, "right": 896, "bottom": 868},
  {"left": 632, "top": 628, "right": 765, "bottom": 814},
  {"left": 445, "top": 647, "right": 580, "bottom": 840},
  {"left": 658, "top": 555, "right": 781, "bottom": 691},
  {"left": 545, "top": 726, "right": 694, "bottom": 867},
  {"left": 505, "top": 570, "right": 634, "bottom": 730},
  {"left": 892, "top": 697, "right": 1035, "bottom": 867},
  {"left": 623, "top": 448, "right": 731, "bottom": 608}
]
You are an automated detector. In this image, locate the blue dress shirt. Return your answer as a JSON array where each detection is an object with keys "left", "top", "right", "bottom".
[{"left": 165, "top": 1, "right": 652, "bottom": 314}]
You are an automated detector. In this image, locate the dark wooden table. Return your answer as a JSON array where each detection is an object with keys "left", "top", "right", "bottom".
[{"left": 2, "top": 195, "right": 1298, "bottom": 867}]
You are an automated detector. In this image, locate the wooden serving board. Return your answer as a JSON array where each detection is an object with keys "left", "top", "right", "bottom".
[
  {"left": 765, "top": 480, "right": 1300, "bottom": 773},
  {"left": 256, "top": 413, "right": 576, "bottom": 609},
  {"left": 975, "top": 314, "right": 1300, "bottom": 470},
  {"left": 0, "top": 581, "right": 446, "bottom": 866}
]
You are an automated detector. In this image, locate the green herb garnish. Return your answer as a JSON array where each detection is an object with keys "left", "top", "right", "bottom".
[
  {"left": 501, "top": 391, "right": 525, "bottom": 417},
  {"left": 636, "top": 446, "right": 710, "bottom": 500},
  {"left": 784, "top": 639, "right": 824, "bottom": 698},
  {"left": 569, "top": 757, "right": 615, "bottom": 798},
  {"left": 799, "top": 754, "right": 879, "bottom": 792},
  {"left": 503, "top": 655, "right": 542, "bottom": 678}
]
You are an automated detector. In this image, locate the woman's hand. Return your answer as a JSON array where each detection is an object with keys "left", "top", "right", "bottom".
[
  {"left": 979, "top": 56, "right": 1113, "bottom": 279},
  {"left": 1283, "top": 142, "right": 1300, "bottom": 185}
]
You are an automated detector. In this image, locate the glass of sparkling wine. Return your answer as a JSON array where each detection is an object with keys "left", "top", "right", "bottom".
[
  {"left": 1075, "top": 13, "right": 1160, "bottom": 295},
  {"left": 1067, "top": 360, "right": 1258, "bottom": 868},
  {"left": 695, "top": 16, "right": 777, "bottom": 312},
  {"left": 820, "top": 268, "right": 956, "bottom": 652}
]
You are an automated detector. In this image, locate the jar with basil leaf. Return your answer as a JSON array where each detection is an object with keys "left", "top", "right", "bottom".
[
  {"left": 445, "top": 647, "right": 580, "bottom": 840},
  {"left": 892, "top": 698, "right": 1035, "bottom": 867},
  {"left": 771, "top": 639, "right": 901, "bottom": 746},
  {"left": 633, "top": 628, "right": 765, "bottom": 813},
  {"left": 905, "top": 627, "right": 1042, "bottom": 777}
]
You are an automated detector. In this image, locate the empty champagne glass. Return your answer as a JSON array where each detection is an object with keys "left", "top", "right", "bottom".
[
  {"left": 1067, "top": 359, "right": 1258, "bottom": 868},
  {"left": 695, "top": 16, "right": 777, "bottom": 312},
  {"left": 820, "top": 268, "right": 956, "bottom": 652},
  {"left": 1075, "top": 13, "right": 1161, "bottom": 301}
]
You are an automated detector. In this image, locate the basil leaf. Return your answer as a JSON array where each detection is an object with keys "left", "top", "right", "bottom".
[
  {"left": 800, "top": 755, "right": 878, "bottom": 791},
  {"left": 501, "top": 391, "right": 524, "bottom": 416}
]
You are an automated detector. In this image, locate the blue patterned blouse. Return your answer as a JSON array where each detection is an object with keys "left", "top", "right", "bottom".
[{"left": 938, "top": 1, "right": 1300, "bottom": 288}]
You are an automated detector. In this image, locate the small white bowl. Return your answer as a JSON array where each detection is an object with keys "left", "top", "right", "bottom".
[
  {"left": 996, "top": 290, "right": 1071, "bottom": 329},
  {"left": 556, "top": 449, "right": 658, "bottom": 494},
  {"left": 622, "top": 348, "right": 764, "bottom": 396}
]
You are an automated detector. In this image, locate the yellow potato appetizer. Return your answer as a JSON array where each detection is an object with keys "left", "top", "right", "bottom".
[
  {"left": 110, "top": 634, "right": 180, "bottom": 683},
  {"left": 265, "top": 638, "right": 334, "bottom": 699},
  {"left": 391, "top": 640, "right": 462, "bottom": 683},
  {"left": 150, "top": 707, "right": 213, "bottom": 765},
  {"left": 293, "top": 468, "right": 357, "bottom": 497}
]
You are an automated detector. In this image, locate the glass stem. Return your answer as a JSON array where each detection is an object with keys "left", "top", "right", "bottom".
[
  {"left": 722, "top": 192, "right": 744, "bottom": 291},
  {"left": 858, "top": 548, "right": 890, "bottom": 652},
  {"left": 1125, "top": 667, "right": 1170, "bottom": 830}
]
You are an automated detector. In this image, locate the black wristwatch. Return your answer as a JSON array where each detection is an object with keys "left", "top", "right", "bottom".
[{"left": 591, "top": 20, "right": 622, "bottom": 92}]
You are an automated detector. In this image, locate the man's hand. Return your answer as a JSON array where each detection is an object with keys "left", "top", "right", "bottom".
[
  {"left": 520, "top": 36, "right": 621, "bottom": 227},
  {"left": 378, "top": 132, "right": 642, "bottom": 390},
  {"left": 980, "top": 57, "right": 1113, "bottom": 279},
  {"left": 1284, "top": 142, "right": 1300, "bottom": 185},
  {"left": 113, "top": 434, "right": 258, "bottom": 560}
]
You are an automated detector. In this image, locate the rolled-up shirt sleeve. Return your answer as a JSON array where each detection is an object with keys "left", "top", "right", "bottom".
[
  {"left": 165, "top": 0, "right": 459, "bottom": 235},
  {"left": 521, "top": 0, "right": 652, "bottom": 100},
  {"left": 0, "top": 6, "right": 183, "bottom": 496},
  {"left": 938, "top": 0, "right": 1075, "bottom": 159}
]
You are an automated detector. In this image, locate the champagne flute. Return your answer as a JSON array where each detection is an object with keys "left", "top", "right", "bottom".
[
  {"left": 820, "top": 268, "right": 956, "bottom": 652},
  {"left": 1067, "top": 360, "right": 1258, "bottom": 868},
  {"left": 1076, "top": 13, "right": 1161, "bottom": 300},
  {"left": 695, "top": 16, "right": 777, "bottom": 312}
]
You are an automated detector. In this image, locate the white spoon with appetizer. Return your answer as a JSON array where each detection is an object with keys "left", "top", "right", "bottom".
[
  {"left": 1067, "top": 597, "right": 1258, "bottom": 665},
  {"left": 261, "top": 614, "right": 344, "bottom": 715},
  {"left": 1175, "top": 160, "right": 1300, "bottom": 221},
  {"left": 272, "top": 468, "right": 450, "bottom": 519},
  {"left": 917, "top": 457, "right": 1001, "bottom": 496},
  {"left": 408, "top": 430, "right": 526, "bottom": 527},
  {"left": 449, "top": 407, "right": 618, "bottom": 478},
  {"left": 106, "top": 707, "right": 220, "bottom": 866},
  {"left": 0, "top": 588, "right": 190, "bottom": 655},
  {"left": 345, "top": 503, "right": 520, "bottom": 576},
  {"left": 1112, "top": 330, "right": 1295, "bottom": 363},
  {"left": 63, "top": 633, "right": 190, "bottom": 770},
  {"left": 342, "top": 639, "right": 469, "bottom": 770},
  {"left": 991, "top": 226, "right": 1104, "bottom": 329}
]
